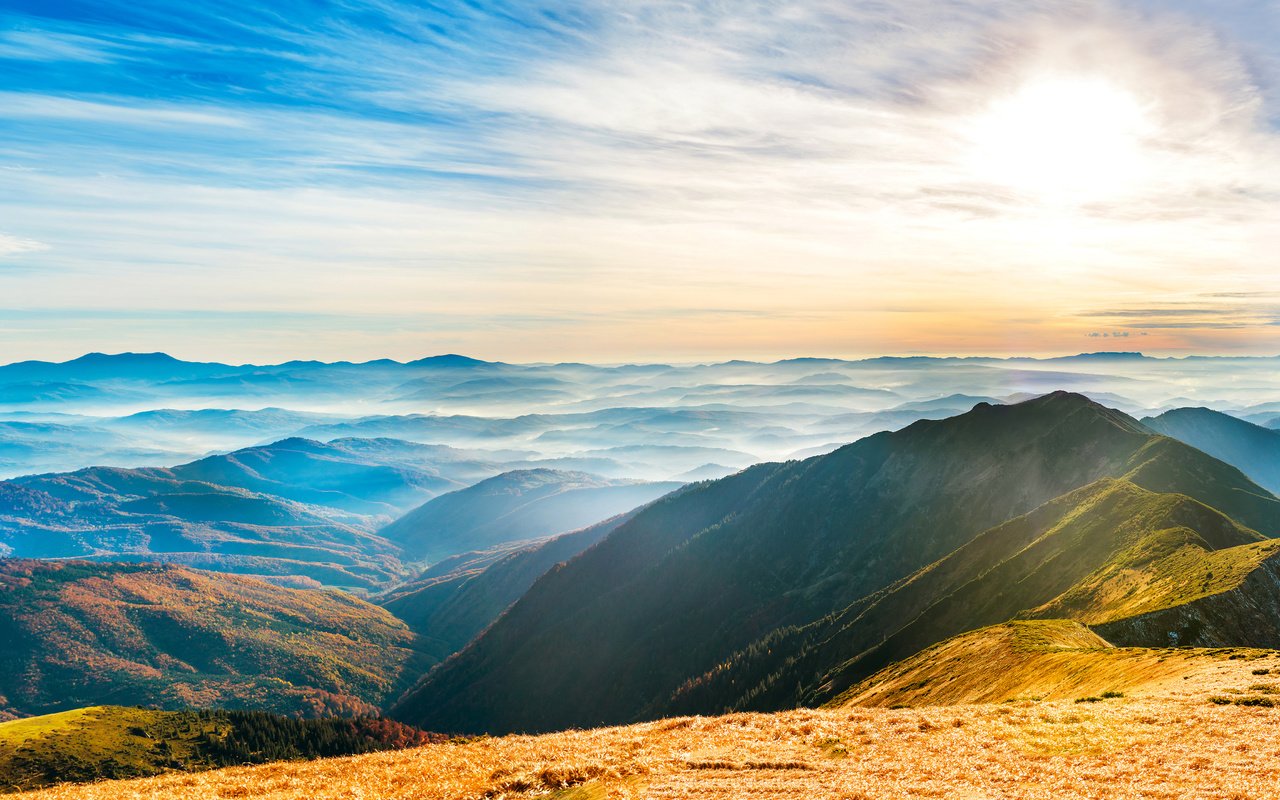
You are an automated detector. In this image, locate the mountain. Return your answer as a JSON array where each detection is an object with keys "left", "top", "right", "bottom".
[
  {"left": 379, "top": 469, "right": 682, "bottom": 562},
  {"left": 0, "top": 560, "right": 427, "bottom": 719},
  {"left": 380, "top": 512, "right": 639, "bottom": 666},
  {"left": 0, "top": 464, "right": 403, "bottom": 588},
  {"left": 0, "top": 705, "right": 438, "bottom": 793},
  {"left": 391, "top": 392, "right": 1280, "bottom": 734},
  {"left": 0, "top": 437, "right": 510, "bottom": 587},
  {"left": 1143, "top": 407, "right": 1280, "bottom": 493},
  {"left": 835, "top": 620, "right": 1250, "bottom": 708},
  {"left": 668, "top": 477, "right": 1280, "bottom": 715},
  {"left": 160, "top": 437, "right": 483, "bottom": 516}
]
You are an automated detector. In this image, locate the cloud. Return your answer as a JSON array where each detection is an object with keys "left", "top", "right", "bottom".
[
  {"left": 0, "top": 233, "right": 47, "bottom": 258},
  {"left": 0, "top": 1, "right": 1277, "bottom": 360}
]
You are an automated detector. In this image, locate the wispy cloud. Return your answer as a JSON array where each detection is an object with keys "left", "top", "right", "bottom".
[{"left": 0, "top": 0, "right": 1278, "bottom": 360}]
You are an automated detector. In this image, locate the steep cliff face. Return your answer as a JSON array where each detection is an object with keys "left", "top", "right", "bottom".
[{"left": 1094, "top": 553, "right": 1280, "bottom": 648}]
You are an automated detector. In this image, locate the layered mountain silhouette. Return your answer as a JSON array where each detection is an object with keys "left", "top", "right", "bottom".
[
  {"left": 379, "top": 469, "right": 682, "bottom": 562},
  {"left": 1143, "top": 407, "right": 1280, "bottom": 494},
  {"left": 392, "top": 392, "right": 1280, "bottom": 733}
]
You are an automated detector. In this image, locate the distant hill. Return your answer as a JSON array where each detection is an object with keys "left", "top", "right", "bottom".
[
  {"left": 377, "top": 504, "right": 665, "bottom": 668},
  {"left": 392, "top": 393, "right": 1280, "bottom": 734},
  {"left": 379, "top": 469, "right": 682, "bottom": 562},
  {"left": 0, "top": 560, "right": 427, "bottom": 719},
  {"left": 1143, "top": 406, "right": 1280, "bottom": 493},
  {"left": 0, "top": 437, "right": 507, "bottom": 587},
  {"left": 0, "top": 705, "right": 438, "bottom": 793}
]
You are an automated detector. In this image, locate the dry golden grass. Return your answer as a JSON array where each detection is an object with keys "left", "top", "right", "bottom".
[
  {"left": 18, "top": 648, "right": 1280, "bottom": 800},
  {"left": 836, "top": 620, "right": 1268, "bottom": 708}
]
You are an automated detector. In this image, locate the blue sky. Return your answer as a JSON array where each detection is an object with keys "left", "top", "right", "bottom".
[{"left": 1, "top": 1, "right": 1278, "bottom": 362}]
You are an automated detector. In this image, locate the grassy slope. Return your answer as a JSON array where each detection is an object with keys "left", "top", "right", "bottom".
[
  {"left": 0, "top": 560, "right": 428, "bottom": 719},
  {"left": 669, "top": 478, "right": 1280, "bottom": 715},
  {"left": 834, "top": 620, "right": 1238, "bottom": 707},
  {"left": 16, "top": 659, "right": 1280, "bottom": 800},
  {"left": 0, "top": 706, "right": 438, "bottom": 794}
]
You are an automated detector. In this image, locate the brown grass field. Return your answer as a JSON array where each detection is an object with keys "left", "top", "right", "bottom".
[{"left": 17, "top": 646, "right": 1280, "bottom": 800}]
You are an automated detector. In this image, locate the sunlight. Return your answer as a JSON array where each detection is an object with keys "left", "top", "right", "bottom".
[{"left": 963, "top": 76, "right": 1155, "bottom": 205}]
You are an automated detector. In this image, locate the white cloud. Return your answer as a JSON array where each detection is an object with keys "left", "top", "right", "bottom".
[{"left": 0, "top": 233, "right": 48, "bottom": 258}]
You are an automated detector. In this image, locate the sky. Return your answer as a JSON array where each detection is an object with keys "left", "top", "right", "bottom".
[{"left": 1, "top": 0, "right": 1278, "bottom": 363}]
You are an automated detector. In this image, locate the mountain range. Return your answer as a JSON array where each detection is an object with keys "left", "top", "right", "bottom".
[
  {"left": 391, "top": 392, "right": 1280, "bottom": 733},
  {"left": 6, "top": 363, "right": 1280, "bottom": 790}
]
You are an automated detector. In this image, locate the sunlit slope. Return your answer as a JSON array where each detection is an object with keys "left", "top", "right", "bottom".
[
  {"left": 0, "top": 561, "right": 426, "bottom": 719},
  {"left": 393, "top": 392, "right": 1280, "bottom": 734},
  {"left": 0, "top": 705, "right": 435, "bottom": 794},
  {"left": 672, "top": 478, "right": 1280, "bottom": 714},
  {"left": 18, "top": 660, "right": 1280, "bottom": 800},
  {"left": 835, "top": 620, "right": 1248, "bottom": 707}
]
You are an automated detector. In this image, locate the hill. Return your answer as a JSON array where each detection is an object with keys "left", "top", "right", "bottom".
[
  {"left": 0, "top": 560, "right": 426, "bottom": 719},
  {"left": 669, "top": 478, "right": 1280, "bottom": 715},
  {"left": 1143, "top": 406, "right": 1280, "bottom": 493},
  {"left": 18, "top": 658, "right": 1280, "bottom": 800},
  {"left": 833, "top": 620, "right": 1239, "bottom": 707},
  {"left": 378, "top": 469, "right": 681, "bottom": 562},
  {"left": 380, "top": 509, "right": 646, "bottom": 666},
  {"left": 0, "top": 706, "right": 437, "bottom": 793},
  {"left": 392, "top": 393, "right": 1280, "bottom": 734},
  {"left": 0, "top": 437, "right": 510, "bottom": 587}
]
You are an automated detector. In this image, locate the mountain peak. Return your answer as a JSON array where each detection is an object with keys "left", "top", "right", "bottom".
[
  {"left": 68, "top": 352, "right": 182, "bottom": 365},
  {"left": 407, "top": 354, "right": 493, "bottom": 368}
]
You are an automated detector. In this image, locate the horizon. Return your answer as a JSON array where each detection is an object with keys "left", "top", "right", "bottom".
[
  {"left": 3, "top": 1, "right": 1279, "bottom": 361},
  {"left": 7, "top": 348, "right": 1280, "bottom": 370}
]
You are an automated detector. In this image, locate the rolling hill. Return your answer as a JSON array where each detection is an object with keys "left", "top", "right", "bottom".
[
  {"left": 0, "top": 560, "right": 427, "bottom": 719},
  {"left": 378, "top": 469, "right": 682, "bottom": 562},
  {"left": 391, "top": 392, "right": 1280, "bottom": 734},
  {"left": 0, "top": 437, "right": 513, "bottom": 587}
]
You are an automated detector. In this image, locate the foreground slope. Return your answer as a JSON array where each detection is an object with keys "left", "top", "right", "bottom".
[
  {"left": 0, "top": 706, "right": 436, "bottom": 793},
  {"left": 0, "top": 561, "right": 425, "bottom": 719},
  {"left": 394, "top": 393, "right": 1280, "bottom": 733},
  {"left": 19, "top": 656, "right": 1280, "bottom": 800},
  {"left": 836, "top": 620, "right": 1229, "bottom": 707}
]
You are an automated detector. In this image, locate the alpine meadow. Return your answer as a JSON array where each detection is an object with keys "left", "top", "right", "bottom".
[{"left": 3, "top": 1, "right": 1280, "bottom": 798}]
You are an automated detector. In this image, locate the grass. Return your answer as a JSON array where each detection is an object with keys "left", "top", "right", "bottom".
[
  {"left": 14, "top": 684, "right": 1280, "bottom": 800},
  {"left": 0, "top": 706, "right": 436, "bottom": 793},
  {"left": 832, "top": 620, "right": 1264, "bottom": 708}
]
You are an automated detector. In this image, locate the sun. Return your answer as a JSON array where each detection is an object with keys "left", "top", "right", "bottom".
[{"left": 963, "top": 76, "right": 1155, "bottom": 205}]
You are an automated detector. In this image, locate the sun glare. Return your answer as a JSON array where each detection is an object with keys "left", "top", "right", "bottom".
[{"left": 964, "top": 76, "right": 1155, "bottom": 205}]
